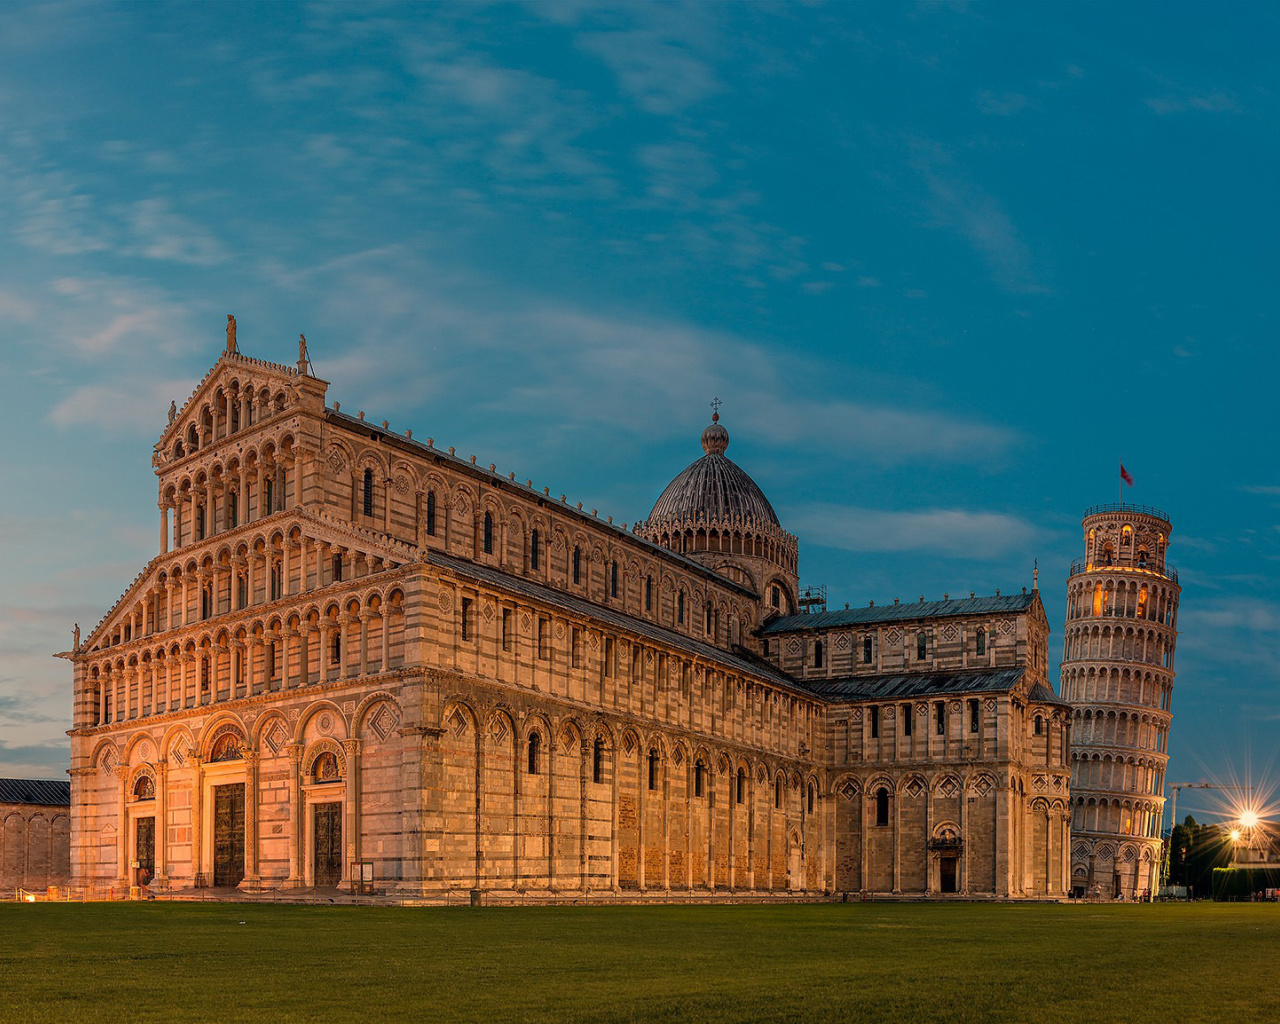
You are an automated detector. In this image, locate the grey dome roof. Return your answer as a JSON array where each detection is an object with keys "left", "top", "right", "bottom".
[{"left": 647, "top": 417, "right": 781, "bottom": 528}]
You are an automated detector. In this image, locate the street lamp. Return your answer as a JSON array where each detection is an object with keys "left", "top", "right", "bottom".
[{"left": 1161, "top": 783, "right": 1255, "bottom": 888}]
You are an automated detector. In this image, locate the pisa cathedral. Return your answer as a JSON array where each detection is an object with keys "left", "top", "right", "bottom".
[{"left": 62, "top": 326, "right": 1084, "bottom": 899}]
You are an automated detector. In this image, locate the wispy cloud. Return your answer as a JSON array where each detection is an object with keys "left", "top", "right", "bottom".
[
  {"left": 128, "top": 198, "right": 228, "bottom": 266},
  {"left": 297, "top": 248, "right": 1018, "bottom": 468},
  {"left": 976, "top": 91, "right": 1029, "bottom": 116},
  {"left": 1146, "top": 92, "right": 1239, "bottom": 116},
  {"left": 49, "top": 376, "right": 196, "bottom": 433},
  {"left": 788, "top": 505, "right": 1040, "bottom": 559}
]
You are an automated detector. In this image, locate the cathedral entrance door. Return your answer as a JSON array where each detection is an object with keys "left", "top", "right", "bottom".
[
  {"left": 213, "top": 784, "right": 245, "bottom": 888},
  {"left": 940, "top": 856, "right": 958, "bottom": 894},
  {"left": 313, "top": 802, "right": 342, "bottom": 887},
  {"left": 135, "top": 817, "right": 155, "bottom": 888}
]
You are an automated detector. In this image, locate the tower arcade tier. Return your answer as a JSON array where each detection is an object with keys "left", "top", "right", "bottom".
[{"left": 1060, "top": 503, "right": 1180, "bottom": 898}]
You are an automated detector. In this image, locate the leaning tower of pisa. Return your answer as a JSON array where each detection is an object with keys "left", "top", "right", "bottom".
[{"left": 1060, "top": 503, "right": 1180, "bottom": 898}]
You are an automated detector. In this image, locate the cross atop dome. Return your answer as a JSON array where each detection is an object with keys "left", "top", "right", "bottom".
[{"left": 701, "top": 403, "right": 729, "bottom": 455}]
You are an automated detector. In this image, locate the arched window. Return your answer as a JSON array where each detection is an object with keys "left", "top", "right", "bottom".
[
  {"left": 694, "top": 760, "right": 705, "bottom": 798},
  {"left": 863, "top": 636, "right": 873, "bottom": 664},
  {"left": 363, "top": 468, "right": 374, "bottom": 517},
  {"left": 593, "top": 738, "right": 604, "bottom": 784},
  {"left": 331, "top": 631, "right": 341, "bottom": 665},
  {"left": 196, "top": 504, "right": 206, "bottom": 540},
  {"left": 228, "top": 491, "right": 238, "bottom": 528},
  {"left": 975, "top": 626, "right": 986, "bottom": 656},
  {"left": 775, "top": 776, "right": 783, "bottom": 809},
  {"left": 483, "top": 512, "right": 493, "bottom": 554},
  {"left": 916, "top": 631, "right": 928, "bottom": 660},
  {"left": 875, "top": 787, "right": 890, "bottom": 827},
  {"left": 1034, "top": 714, "right": 1044, "bottom": 735},
  {"left": 201, "top": 585, "right": 212, "bottom": 620},
  {"left": 648, "top": 748, "right": 659, "bottom": 791},
  {"left": 770, "top": 585, "right": 780, "bottom": 609},
  {"left": 736, "top": 767, "right": 746, "bottom": 804},
  {"left": 264, "top": 478, "right": 274, "bottom": 515},
  {"left": 332, "top": 553, "right": 343, "bottom": 583},
  {"left": 527, "top": 732, "right": 541, "bottom": 775},
  {"left": 645, "top": 576, "right": 652, "bottom": 612},
  {"left": 425, "top": 491, "right": 437, "bottom": 536},
  {"left": 530, "top": 528, "right": 540, "bottom": 570},
  {"left": 133, "top": 775, "right": 155, "bottom": 800},
  {"left": 807, "top": 783, "right": 815, "bottom": 814},
  {"left": 814, "top": 640, "right": 824, "bottom": 669},
  {"left": 573, "top": 546, "right": 581, "bottom": 585},
  {"left": 677, "top": 591, "right": 685, "bottom": 624}
]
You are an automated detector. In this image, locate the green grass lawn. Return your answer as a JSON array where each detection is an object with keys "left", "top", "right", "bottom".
[{"left": 1, "top": 902, "right": 1275, "bottom": 1024}]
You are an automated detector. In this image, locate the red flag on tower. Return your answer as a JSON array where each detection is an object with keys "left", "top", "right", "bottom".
[{"left": 1120, "top": 464, "right": 1134, "bottom": 487}]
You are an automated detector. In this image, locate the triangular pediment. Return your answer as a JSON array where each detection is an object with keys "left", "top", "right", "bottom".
[
  {"left": 154, "top": 347, "right": 308, "bottom": 465},
  {"left": 77, "top": 505, "right": 414, "bottom": 657}
]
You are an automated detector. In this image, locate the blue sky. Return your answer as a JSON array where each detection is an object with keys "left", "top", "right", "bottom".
[{"left": 1, "top": 2, "right": 1276, "bottom": 823}]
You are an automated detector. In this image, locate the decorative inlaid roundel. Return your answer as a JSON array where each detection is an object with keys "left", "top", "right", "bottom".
[
  {"left": 834, "top": 633, "right": 849, "bottom": 650},
  {"left": 949, "top": 700, "right": 961, "bottom": 712},
  {"left": 852, "top": 708, "right": 863, "bottom": 722},
  {"left": 555, "top": 622, "right": 566, "bottom": 641},
  {"left": 905, "top": 779, "right": 924, "bottom": 798},
  {"left": 984, "top": 699, "right": 996, "bottom": 712},
  {"left": 939, "top": 778, "right": 958, "bottom": 798},
  {"left": 838, "top": 781, "right": 858, "bottom": 800},
  {"left": 884, "top": 706, "right": 895, "bottom": 720},
  {"left": 942, "top": 624, "right": 958, "bottom": 641},
  {"left": 1032, "top": 775, "right": 1047, "bottom": 790},
  {"left": 1000, "top": 619, "right": 1013, "bottom": 634},
  {"left": 318, "top": 713, "right": 333, "bottom": 735},
  {"left": 917, "top": 704, "right": 928, "bottom": 716},
  {"left": 438, "top": 590, "right": 452, "bottom": 612},
  {"left": 972, "top": 776, "right": 993, "bottom": 797},
  {"left": 393, "top": 475, "right": 410, "bottom": 495},
  {"left": 786, "top": 638, "right": 801, "bottom": 655},
  {"left": 137, "top": 739, "right": 154, "bottom": 762},
  {"left": 886, "top": 629, "right": 901, "bottom": 646}
]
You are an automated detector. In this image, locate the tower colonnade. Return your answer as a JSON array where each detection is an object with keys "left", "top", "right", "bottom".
[{"left": 1061, "top": 504, "right": 1179, "bottom": 898}]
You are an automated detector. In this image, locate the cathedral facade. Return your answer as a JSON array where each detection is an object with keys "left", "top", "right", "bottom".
[{"left": 62, "top": 330, "right": 1070, "bottom": 899}]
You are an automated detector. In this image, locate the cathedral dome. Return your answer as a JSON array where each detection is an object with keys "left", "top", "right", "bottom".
[{"left": 647, "top": 414, "right": 780, "bottom": 528}]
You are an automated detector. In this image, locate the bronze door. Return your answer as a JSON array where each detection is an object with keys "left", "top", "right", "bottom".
[
  {"left": 940, "top": 856, "right": 958, "bottom": 894},
  {"left": 213, "top": 784, "right": 245, "bottom": 888},
  {"left": 313, "top": 802, "right": 342, "bottom": 887},
  {"left": 135, "top": 817, "right": 155, "bottom": 887}
]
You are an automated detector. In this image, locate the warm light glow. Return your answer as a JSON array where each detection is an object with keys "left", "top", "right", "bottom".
[
  {"left": 1240, "top": 810, "right": 1260, "bottom": 828},
  {"left": 1229, "top": 829, "right": 1242, "bottom": 843}
]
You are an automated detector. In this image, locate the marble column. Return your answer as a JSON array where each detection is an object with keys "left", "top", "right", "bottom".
[
  {"left": 285, "top": 744, "right": 303, "bottom": 888},
  {"left": 343, "top": 738, "right": 362, "bottom": 891},
  {"left": 240, "top": 752, "right": 260, "bottom": 890},
  {"left": 155, "top": 762, "right": 169, "bottom": 888}
]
